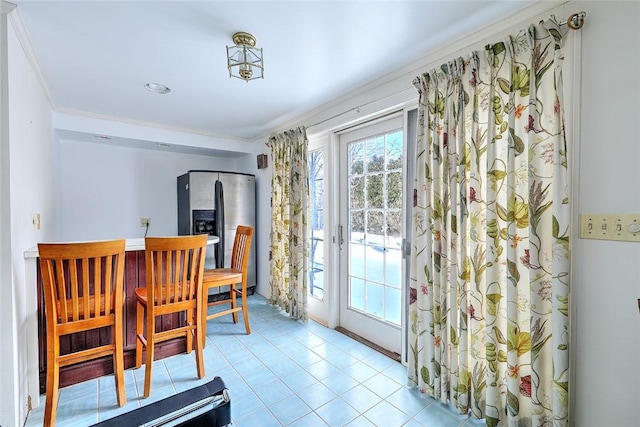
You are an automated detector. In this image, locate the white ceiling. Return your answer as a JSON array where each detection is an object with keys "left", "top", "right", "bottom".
[{"left": 11, "top": 0, "right": 540, "bottom": 144}]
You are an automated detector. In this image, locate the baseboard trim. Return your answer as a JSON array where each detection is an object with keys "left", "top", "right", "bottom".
[{"left": 309, "top": 313, "right": 328, "bottom": 327}]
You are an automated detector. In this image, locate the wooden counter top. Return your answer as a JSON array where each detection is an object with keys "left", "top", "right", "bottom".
[{"left": 24, "top": 236, "right": 219, "bottom": 257}]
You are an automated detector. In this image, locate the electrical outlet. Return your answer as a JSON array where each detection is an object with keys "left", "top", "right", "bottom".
[
  {"left": 140, "top": 217, "right": 150, "bottom": 227},
  {"left": 31, "top": 213, "right": 41, "bottom": 230}
]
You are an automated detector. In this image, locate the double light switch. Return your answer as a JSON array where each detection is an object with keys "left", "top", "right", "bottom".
[{"left": 580, "top": 214, "right": 640, "bottom": 242}]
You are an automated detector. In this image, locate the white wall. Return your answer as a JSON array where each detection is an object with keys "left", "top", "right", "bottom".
[
  {"left": 55, "top": 140, "right": 254, "bottom": 241},
  {"left": 5, "top": 13, "right": 56, "bottom": 426},
  {"left": 570, "top": 2, "right": 640, "bottom": 426}
]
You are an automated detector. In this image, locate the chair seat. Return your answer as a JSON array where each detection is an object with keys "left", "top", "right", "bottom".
[
  {"left": 55, "top": 296, "right": 113, "bottom": 321},
  {"left": 201, "top": 225, "right": 253, "bottom": 337},
  {"left": 203, "top": 268, "right": 242, "bottom": 284},
  {"left": 134, "top": 287, "right": 147, "bottom": 302},
  {"left": 134, "top": 286, "right": 196, "bottom": 304}
]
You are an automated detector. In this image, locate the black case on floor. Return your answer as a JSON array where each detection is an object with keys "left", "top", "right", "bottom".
[{"left": 91, "top": 376, "right": 231, "bottom": 427}]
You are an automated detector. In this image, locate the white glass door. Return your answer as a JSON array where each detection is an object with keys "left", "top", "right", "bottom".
[
  {"left": 338, "top": 114, "right": 404, "bottom": 354},
  {"left": 308, "top": 134, "right": 331, "bottom": 324}
]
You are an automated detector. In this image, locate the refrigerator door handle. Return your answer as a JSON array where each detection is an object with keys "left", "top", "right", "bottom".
[{"left": 215, "top": 179, "right": 225, "bottom": 268}]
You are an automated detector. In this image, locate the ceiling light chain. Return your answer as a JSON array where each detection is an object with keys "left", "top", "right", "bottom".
[{"left": 227, "top": 32, "right": 264, "bottom": 82}]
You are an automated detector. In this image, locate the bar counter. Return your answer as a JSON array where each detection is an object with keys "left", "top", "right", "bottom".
[{"left": 24, "top": 236, "right": 218, "bottom": 402}]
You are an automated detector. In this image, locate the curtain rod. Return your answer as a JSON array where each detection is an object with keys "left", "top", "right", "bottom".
[
  {"left": 307, "top": 106, "right": 360, "bottom": 130},
  {"left": 307, "top": 89, "right": 409, "bottom": 130},
  {"left": 308, "top": 11, "right": 586, "bottom": 131}
]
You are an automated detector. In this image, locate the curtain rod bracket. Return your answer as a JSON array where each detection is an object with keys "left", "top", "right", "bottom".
[{"left": 564, "top": 11, "right": 586, "bottom": 30}]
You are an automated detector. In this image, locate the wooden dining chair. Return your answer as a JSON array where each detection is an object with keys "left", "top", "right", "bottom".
[
  {"left": 38, "top": 239, "right": 127, "bottom": 427},
  {"left": 202, "top": 225, "right": 254, "bottom": 337},
  {"left": 135, "top": 234, "right": 208, "bottom": 398}
]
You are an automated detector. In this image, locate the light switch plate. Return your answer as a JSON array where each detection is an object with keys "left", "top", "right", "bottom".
[
  {"left": 580, "top": 213, "right": 640, "bottom": 242},
  {"left": 580, "top": 214, "right": 611, "bottom": 240},
  {"left": 610, "top": 214, "right": 640, "bottom": 242}
]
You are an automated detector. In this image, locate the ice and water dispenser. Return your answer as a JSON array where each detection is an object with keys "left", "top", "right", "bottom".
[{"left": 192, "top": 209, "right": 216, "bottom": 236}]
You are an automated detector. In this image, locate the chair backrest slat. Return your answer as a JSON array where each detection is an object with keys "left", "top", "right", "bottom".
[
  {"left": 73, "top": 259, "right": 81, "bottom": 321},
  {"left": 83, "top": 258, "right": 91, "bottom": 320},
  {"left": 38, "top": 239, "right": 126, "bottom": 327},
  {"left": 59, "top": 259, "right": 71, "bottom": 322},
  {"left": 145, "top": 235, "right": 208, "bottom": 309},
  {"left": 180, "top": 249, "right": 189, "bottom": 301},
  {"left": 103, "top": 254, "right": 111, "bottom": 315},
  {"left": 230, "top": 226, "right": 253, "bottom": 284}
]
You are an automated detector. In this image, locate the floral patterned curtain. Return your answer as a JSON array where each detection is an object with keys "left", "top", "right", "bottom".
[
  {"left": 266, "top": 126, "right": 309, "bottom": 321},
  {"left": 409, "top": 18, "right": 571, "bottom": 426}
]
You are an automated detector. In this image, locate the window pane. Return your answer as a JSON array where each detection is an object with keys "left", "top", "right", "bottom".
[
  {"left": 310, "top": 237, "right": 324, "bottom": 298},
  {"left": 385, "top": 248, "right": 401, "bottom": 288},
  {"left": 366, "top": 174, "right": 384, "bottom": 208},
  {"left": 310, "top": 151, "right": 324, "bottom": 231},
  {"left": 308, "top": 148, "right": 324, "bottom": 300},
  {"left": 350, "top": 277, "right": 365, "bottom": 311},
  {"left": 386, "top": 171, "right": 402, "bottom": 209},
  {"left": 366, "top": 210, "right": 384, "bottom": 237},
  {"left": 350, "top": 211, "right": 365, "bottom": 239},
  {"left": 365, "top": 282, "right": 384, "bottom": 319},
  {"left": 349, "top": 243, "right": 365, "bottom": 278},
  {"left": 386, "top": 210, "right": 401, "bottom": 238},
  {"left": 350, "top": 141, "right": 364, "bottom": 175},
  {"left": 366, "top": 136, "right": 385, "bottom": 173},
  {"left": 386, "top": 130, "right": 403, "bottom": 170},
  {"left": 310, "top": 267, "right": 324, "bottom": 298},
  {"left": 350, "top": 176, "right": 364, "bottom": 209},
  {"left": 385, "top": 287, "right": 401, "bottom": 325},
  {"left": 365, "top": 244, "right": 384, "bottom": 281}
]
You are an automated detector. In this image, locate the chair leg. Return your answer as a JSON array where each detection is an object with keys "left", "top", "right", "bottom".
[
  {"left": 241, "top": 283, "right": 251, "bottom": 335},
  {"left": 202, "top": 296, "right": 208, "bottom": 350},
  {"left": 113, "top": 322, "right": 127, "bottom": 406},
  {"left": 230, "top": 283, "right": 238, "bottom": 324},
  {"left": 135, "top": 301, "right": 144, "bottom": 369},
  {"left": 143, "top": 316, "right": 155, "bottom": 398},
  {"left": 194, "top": 309, "right": 205, "bottom": 379},
  {"left": 200, "top": 302, "right": 207, "bottom": 348},
  {"left": 185, "top": 308, "right": 193, "bottom": 354},
  {"left": 43, "top": 351, "right": 60, "bottom": 427}
]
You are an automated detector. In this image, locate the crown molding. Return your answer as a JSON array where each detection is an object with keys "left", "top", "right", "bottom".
[
  {"left": 6, "top": 5, "right": 56, "bottom": 109},
  {"left": 1, "top": 1, "right": 16, "bottom": 15}
]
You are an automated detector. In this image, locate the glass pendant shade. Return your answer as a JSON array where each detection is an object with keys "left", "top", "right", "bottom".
[{"left": 227, "top": 32, "right": 264, "bottom": 82}]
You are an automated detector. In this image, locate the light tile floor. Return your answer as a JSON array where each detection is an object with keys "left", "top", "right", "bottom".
[{"left": 26, "top": 294, "right": 486, "bottom": 427}]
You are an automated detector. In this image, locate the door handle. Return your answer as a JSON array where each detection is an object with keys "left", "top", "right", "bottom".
[
  {"left": 338, "top": 225, "right": 344, "bottom": 248},
  {"left": 402, "top": 238, "right": 411, "bottom": 258}
]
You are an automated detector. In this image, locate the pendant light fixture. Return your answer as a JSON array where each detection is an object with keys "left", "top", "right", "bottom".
[{"left": 226, "top": 32, "right": 264, "bottom": 82}]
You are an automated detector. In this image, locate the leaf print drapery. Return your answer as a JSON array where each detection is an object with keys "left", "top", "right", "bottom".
[
  {"left": 267, "top": 126, "right": 309, "bottom": 321},
  {"left": 409, "top": 18, "right": 570, "bottom": 426}
]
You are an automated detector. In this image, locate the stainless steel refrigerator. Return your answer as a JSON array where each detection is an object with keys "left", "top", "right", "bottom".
[{"left": 177, "top": 170, "right": 256, "bottom": 294}]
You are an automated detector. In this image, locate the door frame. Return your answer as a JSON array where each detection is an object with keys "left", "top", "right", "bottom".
[
  {"left": 307, "top": 104, "right": 417, "bottom": 364},
  {"left": 307, "top": 133, "right": 336, "bottom": 326},
  {"left": 337, "top": 112, "right": 404, "bottom": 355}
]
